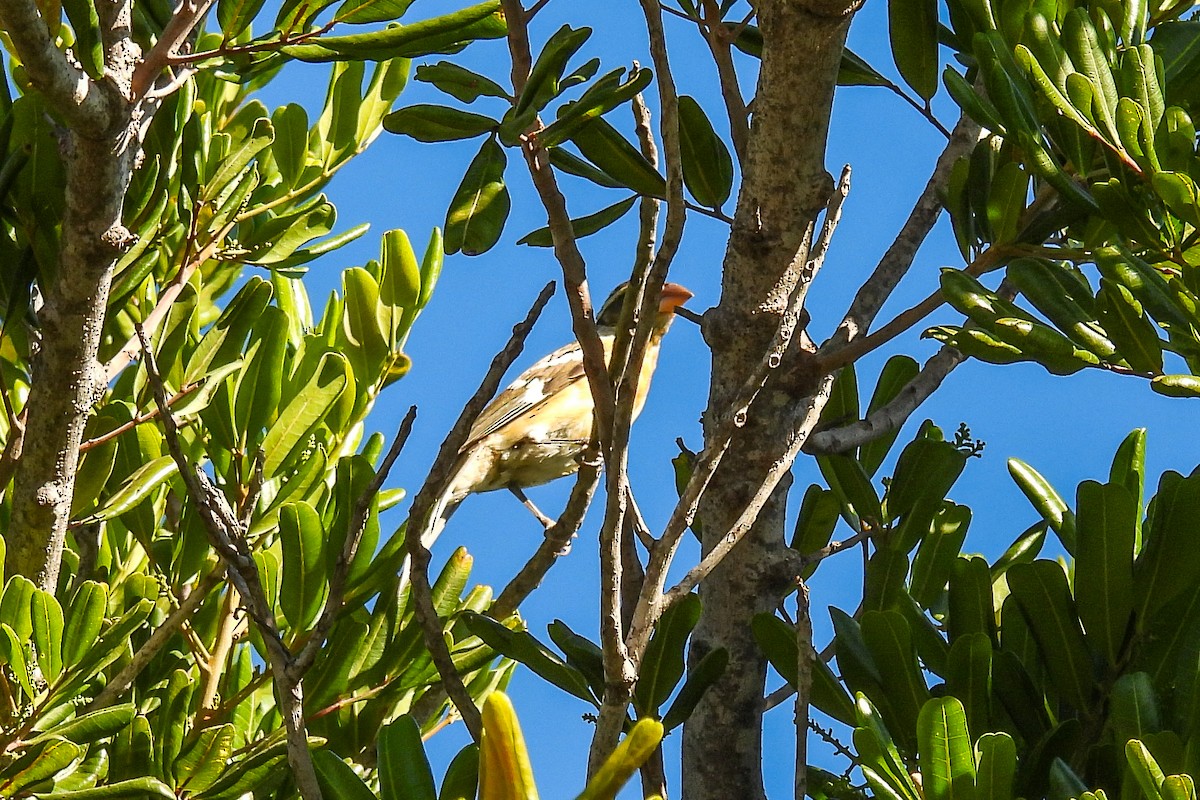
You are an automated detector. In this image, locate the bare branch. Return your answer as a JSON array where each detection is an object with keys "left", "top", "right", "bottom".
[
  {"left": 794, "top": 584, "right": 812, "bottom": 800},
  {"left": 135, "top": 325, "right": 322, "bottom": 800},
  {"left": 823, "top": 113, "right": 983, "bottom": 353},
  {"left": 704, "top": 5, "right": 751, "bottom": 163},
  {"left": 130, "top": 0, "right": 216, "bottom": 100},
  {"left": 0, "top": 0, "right": 117, "bottom": 133},
  {"left": 805, "top": 344, "right": 965, "bottom": 453},
  {"left": 291, "top": 407, "right": 417, "bottom": 676},
  {"left": 500, "top": 0, "right": 616, "bottom": 451},
  {"left": 405, "top": 282, "right": 557, "bottom": 742}
]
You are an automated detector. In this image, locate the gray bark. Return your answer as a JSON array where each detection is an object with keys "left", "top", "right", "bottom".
[
  {"left": 682, "top": 2, "right": 859, "bottom": 797},
  {"left": 1, "top": 0, "right": 138, "bottom": 590}
]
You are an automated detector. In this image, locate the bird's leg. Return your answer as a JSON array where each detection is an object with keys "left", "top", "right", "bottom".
[{"left": 507, "top": 486, "right": 556, "bottom": 530}]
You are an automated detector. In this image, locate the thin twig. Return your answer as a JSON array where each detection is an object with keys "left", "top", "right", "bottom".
[
  {"left": 704, "top": 2, "right": 751, "bottom": 163},
  {"left": 135, "top": 325, "right": 322, "bottom": 800},
  {"left": 405, "top": 282, "right": 557, "bottom": 742},
  {"left": 80, "top": 380, "right": 203, "bottom": 452},
  {"left": 804, "top": 344, "right": 965, "bottom": 454},
  {"left": 821, "top": 113, "right": 983, "bottom": 361},
  {"left": 88, "top": 565, "right": 225, "bottom": 709},
  {"left": 795, "top": 584, "right": 813, "bottom": 800},
  {"left": 130, "top": 0, "right": 217, "bottom": 100},
  {"left": 291, "top": 408, "right": 416, "bottom": 675}
]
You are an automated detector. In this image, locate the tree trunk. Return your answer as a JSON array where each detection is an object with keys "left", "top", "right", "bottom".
[
  {"left": 3, "top": 0, "right": 137, "bottom": 590},
  {"left": 682, "top": 2, "right": 858, "bottom": 797}
]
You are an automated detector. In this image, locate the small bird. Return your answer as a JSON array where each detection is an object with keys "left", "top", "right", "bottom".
[{"left": 432, "top": 281, "right": 693, "bottom": 533}]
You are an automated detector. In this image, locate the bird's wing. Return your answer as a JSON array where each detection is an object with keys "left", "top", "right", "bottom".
[{"left": 462, "top": 340, "right": 589, "bottom": 449}]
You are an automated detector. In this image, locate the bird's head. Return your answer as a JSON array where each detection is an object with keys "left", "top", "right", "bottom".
[{"left": 596, "top": 281, "right": 694, "bottom": 330}]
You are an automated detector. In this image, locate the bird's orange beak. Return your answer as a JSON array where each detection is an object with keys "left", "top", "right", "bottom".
[{"left": 658, "top": 282, "right": 694, "bottom": 314}]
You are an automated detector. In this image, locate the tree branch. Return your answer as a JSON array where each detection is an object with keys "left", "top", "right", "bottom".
[
  {"left": 823, "top": 112, "right": 982, "bottom": 353},
  {"left": 804, "top": 344, "right": 965, "bottom": 453},
  {"left": 0, "top": 0, "right": 117, "bottom": 134},
  {"left": 405, "top": 281, "right": 557, "bottom": 742},
  {"left": 136, "top": 325, "right": 322, "bottom": 800},
  {"left": 130, "top": 0, "right": 216, "bottom": 101},
  {"left": 291, "top": 407, "right": 417, "bottom": 676}
]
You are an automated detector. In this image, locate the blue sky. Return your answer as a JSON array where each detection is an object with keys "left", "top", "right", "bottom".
[{"left": 261, "top": 1, "right": 1200, "bottom": 795}]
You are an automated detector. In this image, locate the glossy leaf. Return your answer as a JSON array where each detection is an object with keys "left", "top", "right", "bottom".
[
  {"left": 568, "top": 117, "right": 666, "bottom": 198},
  {"left": 462, "top": 613, "right": 595, "bottom": 705},
  {"left": 1008, "top": 458, "right": 1077, "bottom": 553},
  {"left": 383, "top": 104, "right": 497, "bottom": 142},
  {"left": 1075, "top": 480, "right": 1136, "bottom": 666},
  {"left": 279, "top": 502, "right": 327, "bottom": 630},
  {"left": 262, "top": 352, "right": 350, "bottom": 478},
  {"left": 678, "top": 96, "right": 733, "bottom": 208},
  {"left": 918, "top": 697, "right": 975, "bottom": 800},
  {"left": 1007, "top": 560, "right": 1094, "bottom": 710},
  {"left": 379, "top": 715, "right": 437, "bottom": 800},
  {"left": 517, "top": 195, "right": 636, "bottom": 247},
  {"left": 661, "top": 647, "right": 730, "bottom": 732},
  {"left": 889, "top": 0, "right": 940, "bottom": 100},
  {"left": 415, "top": 61, "right": 508, "bottom": 102},
  {"left": 635, "top": 593, "right": 700, "bottom": 713},
  {"left": 444, "top": 138, "right": 509, "bottom": 256}
]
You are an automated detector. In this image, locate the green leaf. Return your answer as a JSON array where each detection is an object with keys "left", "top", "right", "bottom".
[
  {"left": 415, "top": 61, "right": 507, "bottom": 103},
  {"left": 383, "top": 104, "right": 498, "bottom": 142},
  {"left": 946, "top": 632, "right": 992, "bottom": 738},
  {"left": 918, "top": 697, "right": 976, "bottom": 800},
  {"left": 313, "top": 750, "right": 378, "bottom": 800},
  {"left": 889, "top": 0, "right": 940, "bottom": 100},
  {"left": 1007, "top": 258, "right": 1116, "bottom": 360},
  {"left": 635, "top": 593, "right": 700, "bottom": 714},
  {"left": 948, "top": 555, "right": 994, "bottom": 644},
  {"left": 568, "top": 117, "right": 666, "bottom": 198},
  {"left": 378, "top": 715, "right": 437, "bottom": 800},
  {"left": 0, "top": 738, "right": 83, "bottom": 796},
  {"left": 31, "top": 777, "right": 176, "bottom": 799},
  {"left": 516, "top": 24, "right": 592, "bottom": 115},
  {"left": 547, "top": 620, "right": 605, "bottom": 696},
  {"left": 677, "top": 96, "right": 733, "bottom": 209},
  {"left": 790, "top": 484, "right": 841, "bottom": 577},
  {"left": 86, "top": 455, "right": 178, "bottom": 522},
  {"left": 539, "top": 66, "right": 654, "bottom": 146},
  {"left": 1150, "top": 374, "right": 1200, "bottom": 398},
  {"left": 262, "top": 352, "right": 350, "bottom": 478},
  {"left": 661, "top": 647, "right": 729, "bottom": 732},
  {"left": 174, "top": 724, "right": 235, "bottom": 794},
  {"left": 61, "top": 0, "right": 104, "bottom": 79},
  {"left": 1007, "top": 560, "right": 1095, "bottom": 710},
  {"left": 247, "top": 199, "right": 337, "bottom": 265},
  {"left": 1126, "top": 739, "right": 1167, "bottom": 800},
  {"left": 279, "top": 503, "right": 327, "bottom": 630},
  {"left": 461, "top": 613, "right": 596, "bottom": 705},
  {"left": 1110, "top": 672, "right": 1160, "bottom": 745},
  {"left": 839, "top": 47, "right": 892, "bottom": 86},
  {"left": 1075, "top": 480, "right": 1136, "bottom": 667},
  {"left": 438, "top": 744, "right": 479, "bottom": 800},
  {"left": 1134, "top": 469, "right": 1200, "bottom": 620},
  {"left": 817, "top": 453, "right": 882, "bottom": 531},
  {"left": 335, "top": 0, "right": 415, "bottom": 24},
  {"left": 444, "top": 137, "right": 509, "bottom": 256},
  {"left": 1097, "top": 278, "right": 1164, "bottom": 374},
  {"left": 202, "top": 117, "right": 274, "bottom": 203},
  {"left": 30, "top": 588, "right": 63, "bottom": 682},
  {"left": 61, "top": 580, "right": 107, "bottom": 670},
  {"left": 889, "top": 439, "right": 968, "bottom": 551},
  {"left": 217, "top": 0, "right": 269, "bottom": 40},
  {"left": 861, "top": 610, "right": 930, "bottom": 748},
  {"left": 517, "top": 195, "right": 636, "bottom": 247},
  {"left": 1008, "top": 458, "right": 1077, "bottom": 553},
  {"left": 975, "top": 733, "right": 1017, "bottom": 800},
  {"left": 284, "top": 0, "right": 506, "bottom": 61},
  {"left": 858, "top": 355, "right": 921, "bottom": 477},
  {"left": 910, "top": 503, "right": 971, "bottom": 608}
]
